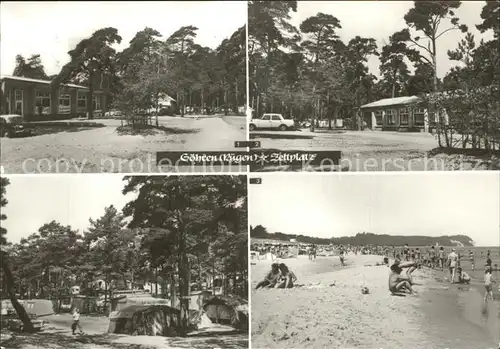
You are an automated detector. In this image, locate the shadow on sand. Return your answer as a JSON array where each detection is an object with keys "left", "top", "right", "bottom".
[
  {"left": 31, "top": 127, "right": 99, "bottom": 136},
  {"left": 116, "top": 125, "right": 199, "bottom": 136},
  {"left": 250, "top": 132, "right": 314, "bottom": 140}
]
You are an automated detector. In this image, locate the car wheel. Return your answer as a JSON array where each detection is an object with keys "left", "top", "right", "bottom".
[
  {"left": 249, "top": 124, "right": 256, "bottom": 131},
  {"left": 279, "top": 124, "right": 287, "bottom": 131}
]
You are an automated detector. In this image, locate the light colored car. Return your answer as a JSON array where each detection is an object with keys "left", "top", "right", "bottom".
[
  {"left": 104, "top": 109, "right": 123, "bottom": 118},
  {"left": 249, "top": 113, "right": 295, "bottom": 131}
]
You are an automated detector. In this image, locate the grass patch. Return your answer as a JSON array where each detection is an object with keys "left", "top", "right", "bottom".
[
  {"left": 1, "top": 332, "right": 154, "bottom": 349},
  {"left": 116, "top": 124, "right": 199, "bottom": 136},
  {"left": 250, "top": 132, "right": 314, "bottom": 140},
  {"left": 32, "top": 127, "right": 98, "bottom": 136},
  {"left": 27, "top": 121, "right": 105, "bottom": 128}
]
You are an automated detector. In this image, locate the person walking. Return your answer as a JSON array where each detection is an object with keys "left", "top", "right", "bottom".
[
  {"left": 71, "top": 308, "right": 83, "bottom": 335},
  {"left": 447, "top": 249, "right": 459, "bottom": 284}
]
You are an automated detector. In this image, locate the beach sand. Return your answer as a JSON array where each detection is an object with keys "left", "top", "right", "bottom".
[{"left": 251, "top": 254, "right": 499, "bottom": 349}]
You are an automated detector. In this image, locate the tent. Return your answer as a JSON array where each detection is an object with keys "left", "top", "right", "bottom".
[
  {"left": 110, "top": 294, "right": 170, "bottom": 313},
  {"left": 1, "top": 299, "right": 54, "bottom": 317},
  {"left": 71, "top": 295, "right": 98, "bottom": 314},
  {"left": 202, "top": 295, "right": 248, "bottom": 330},
  {"left": 108, "top": 304, "right": 202, "bottom": 336}
]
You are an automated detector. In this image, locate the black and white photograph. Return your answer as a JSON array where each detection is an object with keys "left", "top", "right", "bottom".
[
  {"left": 250, "top": 173, "right": 500, "bottom": 349},
  {"left": 0, "top": 1, "right": 247, "bottom": 174},
  {"left": 0, "top": 175, "right": 248, "bottom": 349},
  {"left": 248, "top": 1, "right": 499, "bottom": 171}
]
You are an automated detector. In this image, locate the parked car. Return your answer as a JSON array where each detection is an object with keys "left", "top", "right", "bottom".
[
  {"left": 0, "top": 114, "right": 32, "bottom": 138},
  {"left": 104, "top": 109, "right": 123, "bottom": 118},
  {"left": 249, "top": 113, "right": 295, "bottom": 131}
]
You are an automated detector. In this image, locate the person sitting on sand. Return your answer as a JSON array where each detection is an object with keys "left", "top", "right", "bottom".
[
  {"left": 447, "top": 248, "right": 459, "bottom": 283},
  {"left": 457, "top": 267, "right": 471, "bottom": 284},
  {"left": 255, "top": 263, "right": 281, "bottom": 289},
  {"left": 388, "top": 260, "right": 417, "bottom": 295},
  {"left": 275, "top": 263, "right": 297, "bottom": 289}
]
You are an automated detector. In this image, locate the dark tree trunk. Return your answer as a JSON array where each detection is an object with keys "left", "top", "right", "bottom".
[
  {"left": 2, "top": 253, "right": 35, "bottom": 332},
  {"left": 177, "top": 210, "right": 189, "bottom": 337}
]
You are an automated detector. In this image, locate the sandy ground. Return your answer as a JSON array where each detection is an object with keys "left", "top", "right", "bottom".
[
  {"left": 1, "top": 313, "right": 248, "bottom": 349},
  {"left": 0, "top": 115, "right": 247, "bottom": 174},
  {"left": 249, "top": 130, "right": 499, "bottom": 171},
  {"left": 251, "top": 254, "right": 499, "bottom": 349}
]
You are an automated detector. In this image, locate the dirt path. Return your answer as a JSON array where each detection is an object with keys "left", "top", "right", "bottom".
[
  {"left": 249, "top": 130, "right": 498, "bottom": 171},
  {"left": 0, "top": 116, "right": 246, "bottom": 173},
  {"left": 2, "top": 313, "right": 248, "bottom": 349}
]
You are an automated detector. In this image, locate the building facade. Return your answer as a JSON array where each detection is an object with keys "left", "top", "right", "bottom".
[
  {"left": 360, "top": 96, "right": 436, "bottom": 132},
  {"left": 0, "top": 75, "right": 107, "bottom": 121}
]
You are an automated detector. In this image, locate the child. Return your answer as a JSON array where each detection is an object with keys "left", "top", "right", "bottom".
[
  {"left": 457, "top": 267, "right": 471, "bottom": 284},
  {"left": 484, "top": 266, "right": 496, "bottom": 303},
  {"left": 71, "top": 308, "right": 83, "bottom": 335}
]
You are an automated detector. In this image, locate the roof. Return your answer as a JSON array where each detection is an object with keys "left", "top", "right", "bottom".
[
  {"left": 360, "top": 96, "right": 422, "bottom": 109},
  {"left": 203, "top": 295, "right": 248, "bottom": 308},
  {"left": 0, "top": 75, "right": 88, "bottom": 90},
  {"left": 0, "top": 114, "right": 23, "bottom": 120}
]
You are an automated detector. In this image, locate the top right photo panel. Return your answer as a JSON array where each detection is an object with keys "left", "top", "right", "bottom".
[{"left": 248, "top": 1, "right": 499, "bottom": 172}]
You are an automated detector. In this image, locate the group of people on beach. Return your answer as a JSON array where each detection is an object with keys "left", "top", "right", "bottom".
[
  {"left": 255, "top": 263, "right": 297, "bottom": 289},
  {"left": 388, "top": 247, "right": 497, "bottom": 303}
]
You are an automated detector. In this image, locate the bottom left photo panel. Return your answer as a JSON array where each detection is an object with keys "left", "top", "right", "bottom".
[{"left": 0, "top": 175, "right": 249, "bottom": 349}]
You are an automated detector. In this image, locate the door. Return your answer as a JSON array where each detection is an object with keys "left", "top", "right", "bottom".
[
  {"left": 271, "top": 115, "right": 282, "bottom": 128},
  {"left": 14, "top": 90, "right": 23, "bottom": 116},
  {"left": 260, "top": 114, "right": 271, "bottom": 128}
]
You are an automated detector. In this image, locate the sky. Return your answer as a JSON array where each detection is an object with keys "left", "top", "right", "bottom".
[
  {"left": 0, "top": 1, "right": 246, "bottom": 76},
  {"left": 289, "top": 1, "right": 493, "bottom": 78},
  {"left": 249, "top": 173, "right": 500, "bottom": 247},
  {"left": 2, "top": 175, "right": 137, "bottom": 242}
]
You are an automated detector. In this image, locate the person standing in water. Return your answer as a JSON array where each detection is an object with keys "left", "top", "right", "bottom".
[
  {"left": 484, "top": 266, "right": 496, "bottom": 303},
  {"left": 468, "top": 250, "right": 475, "bottom": 271},
  {"left": 447, "top": 248, "right": 459, "bottom": 283},
  {"left": 438, "top": 247, "right": 446, "bottom": 271}
]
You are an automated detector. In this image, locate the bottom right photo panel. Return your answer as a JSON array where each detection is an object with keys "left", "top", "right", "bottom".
[{"left": 249, "top": 173, "right": 500, "bottom": 349}]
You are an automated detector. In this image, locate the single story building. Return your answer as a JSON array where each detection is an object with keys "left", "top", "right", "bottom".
[
  {"left": 0, "top": 75, "right": 108, "bottom": 121},
  {"left": 360, "top": 96, "right": 438, "bottom": 132}
]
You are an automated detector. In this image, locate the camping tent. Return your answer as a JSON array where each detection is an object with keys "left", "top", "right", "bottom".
[
  {"left": 1, "top": 299, "right": 54, "bottom": 317},
  {"left": 108, "top": 304, "right": 203, "bottom": 336},
  {"left": 110, "top": 294, "right": 170, "bottom": 313},
  {"left": 202, "top": 295, "right": 248, "bottom": 330}
]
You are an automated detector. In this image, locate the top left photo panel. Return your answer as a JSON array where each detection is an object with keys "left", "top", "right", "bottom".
[{"left": 0, "top": 1, "right": 248, "bottom": 174}]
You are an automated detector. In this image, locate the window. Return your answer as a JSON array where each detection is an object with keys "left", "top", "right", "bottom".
[
  {"left": 77, "top": 92, "right": 87, "bottom": 108},
  {"left": 59, "top": 94, "right": 71, "bottom": 114},
  {"left": 93, "top": 95, "right": 101, "bottom": 110},
  {"left": 35, "top": 91, "right": 51, "bottom": 115},
  {"left": 5, "top": 90, "right": 11, "bottom": 114},
  {"left": 414, "top": 108, "right": 425, "bottom": 125},
  {"left": 15, "top": 90, "right": 24, "bottom": 115},
  {"left": 374, "top": 110, "right": 383, "bottom": 125},
  {"left": 386, "top": 109, "right": 396, "bottom": 125},
  {"left": 262, "top": 115, "right": 270, "bottom": 120},
  {"left": 272, "top": 115, "right": 281, "bottom": 120},
  {"left": 399, "top": 108, "right": 409, "bottom": 125}
]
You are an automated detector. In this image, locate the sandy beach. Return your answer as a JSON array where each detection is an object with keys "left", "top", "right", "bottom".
[{"left": 251, "top": 254, "right": 500, "bottom": 349}]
